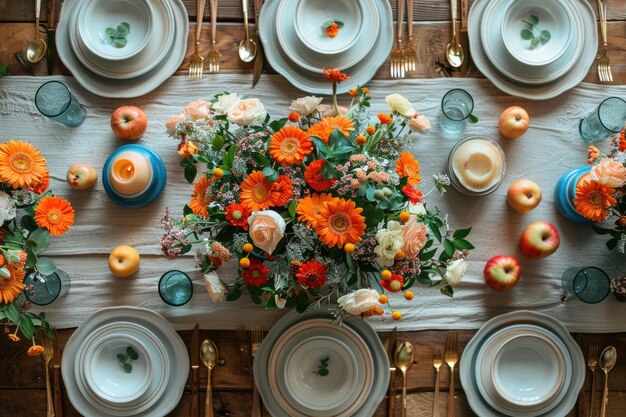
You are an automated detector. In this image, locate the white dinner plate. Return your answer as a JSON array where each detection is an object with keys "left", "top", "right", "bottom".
[
  {"left": 468, "top": 0, "right": 597, "bottom": 100},
  {"left": 57, "top": 0, "right": 188, "bottom": 98}
]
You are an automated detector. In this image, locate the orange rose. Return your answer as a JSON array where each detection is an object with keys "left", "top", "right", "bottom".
[
  {"left": 183, "top": 100, "right": 212, "bottom": 121},
  {"left": 590, "top": 158, "right": 626, "bottom": 188},
  {"left": 401, "top": 215, "right": 428, "bottom": 259}
]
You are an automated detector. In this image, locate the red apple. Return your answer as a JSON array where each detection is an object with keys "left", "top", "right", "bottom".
[
  {"left": 507, "top": 179, "right": 542, "bottom": 213},
  {"left": 520, "top": 221, "right": 560, "bottom": 258},
  {"left": 499, "top": 106, "right": 530, "bottom": 139},
  {"left": 66, "top": 163, "right": 97, "bottom": 190},
  {"left": 484, "top": 255, "right": 521, "bottom": 291},
  {"left": 111, "top": 106, "right": 148, "bottom": 140}
]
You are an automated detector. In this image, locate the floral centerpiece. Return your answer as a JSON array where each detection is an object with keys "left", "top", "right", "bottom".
[
  {"left": 161, "top": 70, "right": 473, "bottom": 320},
  {"left": 0, "top": 140, "right": 75, "bottom": 353},
  {"left": 580, "top": 130, "right": 626, "bottom": 252}
]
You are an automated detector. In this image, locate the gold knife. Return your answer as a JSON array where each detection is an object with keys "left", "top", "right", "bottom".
[
  {"left": 252, "top": 0, "right": 264, "bottom": 87},
  {"left": 457, "top": 0, "right": 470, "bottom": 76},
  {"left": 190, "top": 324, "right": 200, "bottom": 417},
  {"left": 53, "top": 327, "right": 63, "bottom": 417},
  {"left": 387, "top": 327, "right": 398, "bottom": 417}
]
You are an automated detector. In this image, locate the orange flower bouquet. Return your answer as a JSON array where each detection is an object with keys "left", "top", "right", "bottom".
[
  {"left": 0, "top": 140, "right": 75, "bottom": 349},
  {"left": 162, "top": 72, "right": 473, "bottom": 320}
]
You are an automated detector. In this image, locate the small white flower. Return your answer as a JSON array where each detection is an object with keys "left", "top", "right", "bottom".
[
  {"left": 227, "top": 98, "right": 267, "bottom": 126},
  {"left": 337, "top": 288, "right": 380, "bottom": 315},
  {"left": 408, "top": 203, "right": 427, "bottom": 216},
  {"left": 275, "top": 295, "right": 287, "bottom": 309},
  {"left": 213, "top": 93, "right": 240, "bottom": 115},
  {"left": 385, "top": 93, "right": 417, "bottom": 117},
  {"left": 290, "top": 96, "right": 323, "bottom": 116},
  {"left": 444, "top": 259, "right": 468, "bottom": 287},
  {"left": 374, "top": 221, "right": 404, "bottom": 267},
  {"left": 0, "top": 192, "right": 16, "bottom": 224},
  {"left": 203, "top": 272, "right": 226, "bottom": 303}
]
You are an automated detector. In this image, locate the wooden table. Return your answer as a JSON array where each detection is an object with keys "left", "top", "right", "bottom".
[{"left": 1, "top": 0, "right": 626, "bottom": 416}]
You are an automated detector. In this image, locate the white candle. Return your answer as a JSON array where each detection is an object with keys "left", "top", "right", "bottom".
[
  {"left": 108, "top": 151, "right": 152, "bottom": 197},
  {"left": 451, "top": 139, "right": 505, "bottom": 192}
]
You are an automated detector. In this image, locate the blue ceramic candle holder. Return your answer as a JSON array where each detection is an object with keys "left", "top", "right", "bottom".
[
  {"left": 102, "top": 144, "right": 167, "bottom": 208},
  {"left": 554, "top": 166, "right": 591, "bottom": 224}
]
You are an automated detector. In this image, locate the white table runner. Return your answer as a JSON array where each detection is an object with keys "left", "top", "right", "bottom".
[{"left": 1, "top": 75, "right": 625, "bottom": 333}]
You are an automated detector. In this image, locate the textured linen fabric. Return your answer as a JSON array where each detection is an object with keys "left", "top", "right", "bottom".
[{"left": 0, "top": 75, "right": 625, "bottom": 332}]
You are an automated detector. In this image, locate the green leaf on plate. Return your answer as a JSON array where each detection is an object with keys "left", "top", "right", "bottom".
[
  {"left": 520, "top": 28, "right": 534, "bottom": 40},
  {"left": 116, "top": 24, "right": 129, "bottom": 35},
  {"left": 105, "top": 27, "right": 117, "bottom": 37},
  {"left": 120, "top": 22, "right": 130, "bottom": 31},
  {"left": 530, "top": 37, "right": 540, "bottom": 48},
  {"left": 127, "top": 346, "right": 138, "bottom": 360},
  {"left": 123, "top": 363, "right": 133, "bottom": 374},
  {"left": 114, "top": 38, "right": 128, "bottom": 48},
  {"left": 334, "top": 20, "right": 344, "bottom": 28},
  {"left": 117, "top": 354, "right": 127, "bottom": 364},
  {"left": 540, "top": 30, "right": 551, "bottom": 43},
  {"left": 529, "top": 15, "right": 539, "bottom": 25}
]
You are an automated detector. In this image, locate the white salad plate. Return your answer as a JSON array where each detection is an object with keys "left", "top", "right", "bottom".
[
  {"left": 259, "top": 0, "right": 393, "bottom": 94},
  {"left": 267, "top": 319, "right": 374, "bottom": 417},
  {"left": 57, "top": 0, "right": 188, "bottom": 98},
  {"left": 254, "top": 309, "right": 389, "bottom": 417},
  {"left": 276, "top": 0, "right": 379, "bottom": 74},
  {"left": 62, "top": 307, "right": 188, "bottom": 417},
  {"left": 460, "top": 311, "right": 585, "bottom": 417},
  {"left": 70, "top": 0, "right": 175, "bottom": 80},
  {"left": 469, "top": 0, "right": 597, "bottom": 100}
]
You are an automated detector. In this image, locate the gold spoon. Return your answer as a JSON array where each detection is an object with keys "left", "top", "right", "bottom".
[
  {"left": 445, "top": 0, "right": 463, "bottom": 68},
  {"left": 238, "top": 0, "right": 257, "bottom": 62},
  {"left": 599, "top": 345, "right": 617, "bottom": 417},
  {"left": 201, "top": 339, "right": 218, "bottom": 417},
  {"left": 394, "top": 341, "right": 415, "bottom": 417},
  {"left": 27, "top": 0, "right": 47, "bottom": 63}
]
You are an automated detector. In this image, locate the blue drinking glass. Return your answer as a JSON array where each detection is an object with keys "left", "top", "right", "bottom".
[
  {"left": 35, "top": 81, "right": 86, "bottom": 127},
  {"left": 159, "top": 270, "right": 193, "bottom": 306},
  {"left": 579, "top": 97, "right": 626, "bottom": 142},
  {"left": 440, "top": 89, "right": 474, "bottom": 136},
  {"left": 24, "top": 270, "right": 71, "bottom": 306},
  {"left": 561, "top": 266, "right": 610, "bottom": 304}
]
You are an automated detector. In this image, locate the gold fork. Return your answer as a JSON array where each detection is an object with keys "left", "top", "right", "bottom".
[
  {"left": 42, "top": 331, "right": 55, "bottom": 417},
  {"left": 433, "top": 346, "right": 443, "bottom": 417},
  {"left": 596, "top": 0, "right": 613, "bottom": 83},
  {"left": 207, "top": 0, "right": 221, "bottom": 73},
  {"left": 390, "top": 0, "right": 405, "bottom": 78},
  {"left": 251, "top": 326, "right": 264, "bottom": 417},
  {"left": 403, "top": 0, "right": 416, "bottom": 73},
  {"left": 588, "top": 345, "right": 600, "bottom": 417},
  {"left": 235, "top": 324, "right": 251, "bottom": 373},
  {"left": 444, "top": 332, "right": 458, "bottom": 417},
  {"left": 188, "top": 0, "right": 207, "bottom": 79}
]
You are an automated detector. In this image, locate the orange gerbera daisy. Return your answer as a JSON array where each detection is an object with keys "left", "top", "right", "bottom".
[
  {"left": 319, "top": 116, "right": 355, "bottom": 139},
  {"left": 32, "top": 170, "right": 49, "bottom": 195},
  {"left": 0, "top": 140, "right": 47, "bottom": 189},
  {"left": 307, "top": 123, "right": 334, "bottom": 144},
  {"left": 574, "top": 179, "right": 617, "bottom": 222},
  {"left": 240, "top": 171, "right": 280, "bottom": 211},
  {"left": 619, "top": 130, "right": 626, "bottom": 152},
  {"left": 189, "top": 175, "right": 213, "bottom": 218},
  {"left": 322, "top": 68, "right": 350, "bottom": 83},
  {"left": 34, "top": 196, "right": 75, "bottom": 236},
  {"left": 378, "top": 113, "right": 393, "bottom": 124},
  {"left": 269, "top": 126, "right": 313, "bottom": 166},
  {"left": 273, "top": 175, "right": 295, "bottom": 207},
  {"left": 314, "top": 197, "right": 366, "bottom": 248},
  {"left": 27, "top": 344, "right": 44, "bottom": 356},
  {"left": 0, "top": 264, "right": 26, "bottom": 304},
  {"left": 395, "top": 151, "right": 421, "bottom": 185},
  {"left": 305, "top": 159, "right": 336, "bottom": 192},
  {"left": 296, "top": 192, "right": 334, "bottom": 228}
]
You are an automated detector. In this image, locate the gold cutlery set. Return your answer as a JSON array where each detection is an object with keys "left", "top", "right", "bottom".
[
  {"left": 188, "top": 0, "right": 221, "bottom": 78},
  {"left": 588, "top": 344, "right": 618, "bottom": 417},
  {"left": 390, "top": 0, "right": 417, "bottom": 79},
  {"left": 39, "top": 329, "right": 61, "bottom": 417},
  {"left": 191, "top": 324, "right": 219, "bottom": 417}
]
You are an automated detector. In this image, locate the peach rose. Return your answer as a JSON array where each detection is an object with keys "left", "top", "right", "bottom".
[
  {"left": 248, "top": 210, "right": 286, "bottom": 255},
  {"left": 227, "top": 98, "right": 267, "bottom": 126},
  {"left": 178, "top": 141, "right": 199, "bottom": 158},
  {"left": 402, "top": 215, "right": 428, "bottom": 259},
  {"left": 316, "top": 104, "right": 348, "bottom": 117},
  {"left": 409, "top": 115, "right": 431, "bottom": 133},
  {"left": 290, "top": 96, "right": 323, "bottom": 116},
  {"left": 590, "top": 158, "right": 626, "bottom": 188},
  {"left": 166, "top": 114, "right": 185, "bottom": 136},
  {"left": 183, "top": 100, "right": 212, "bottom": 121}
]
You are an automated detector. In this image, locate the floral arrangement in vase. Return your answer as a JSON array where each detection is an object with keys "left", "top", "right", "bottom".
[
  {"left": 580, "top": 130, "right": 626, "bottom": 252},
  {"left": 161, "top": 69, "right": 473, "bottom": 320},
  {"left": 0, "top": 140, "right": 75, "bottom": 354}
]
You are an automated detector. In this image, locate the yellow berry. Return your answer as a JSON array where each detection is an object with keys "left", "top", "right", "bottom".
[
  {"left": 239, "top": 258, "right": 250, "bottom": 268},
  {"left": 379, "top": 294, "right": 388, "bottom": 304},
  {"left": 213, "top": 168, "right": 224, "bottom": 178},
  {"left": 381, "top": 270, "right": 392, "bottom": 280},
  {"left": 366, "top": 126, "right": 376, "bottom": 135},
  {"left": 243, "top": 243, "right": 254, "bottom": 253},
  {"left": 399, "top": 211, "right": 410, "bottom": 222},
  {"left": 392, "top": 311, "right": 402, "bottom": 321},
  {"left": 404, "top": 291, "right": 414, "bottom": 301},
  {"left": 395, "top": 250, "right": 405, "bottom": 260},
  {"left": 344, "top": 243, "right": 356, "bottom": 253},
  {"left": 356, "top": 135, "right": 367, "bottom": 146}
]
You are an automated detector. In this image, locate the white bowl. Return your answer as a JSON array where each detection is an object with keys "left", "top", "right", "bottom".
[
  {"left": 83, "top": 333, "right": 152, "bottom": 404},
  {"left": 294, "top": 0, "right": 363, "bottom": 55},
  {"left": 501, "top": 0, "right": 574, "bottom": 67},
  {"left": 78, "top": 0, "right": 153, "bottom": 61}
]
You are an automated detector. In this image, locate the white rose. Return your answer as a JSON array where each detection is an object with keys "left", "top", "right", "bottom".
[
  {"left": 337, "top": 288, "right": 380, "bottom": 315},
  {"left": 248, "top": 210, "right": 286, "bottom": 255},
  {"left": 409, "top": 115, "right": 431, "bottom": 133},
  {"left": 213, "top": 93, "right": 239, "bottom": 115},
  {"left": 0, "top": 192, "right": 16, "bottom": 224},
  {"left": 316, "top": 104, "right": 348, "bottom": 117},
  {"left": 290, "top": 96, "right": 323, "bottom": 116},
  {"left": 408, "top": 202, "right": 426, "bottom": 216},
  {"left": 275, "top": 295, "right": 287, "bottom": 309},
  {"left": 374, "top": 221, "right": 404, "bottom": 267},
  {"left": 203, "top": 272, "right": 226, "bottom": 303},
  {"left": 385, "top": 93, "right": 417, "bottom": 118},
  {"left": 444, "top": 259, "right": 468, "bottom": 287},
  {"left": 227, "top": 98, "right": 267, "bottom": 126}
]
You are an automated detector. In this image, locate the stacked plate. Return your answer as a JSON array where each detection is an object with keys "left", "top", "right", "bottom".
[
  {"left": 254, "top": 310, "right": 389, "bottom": 417},
  {"left": 469, "top": 0, "right": 598, "bottom": 100},
  {"left": 57, "top": 0, "right": 188, "bottom": 98},
  {"left": 259, "top": 0, "right": 393, "bottom": 94},
  {"left": 460, "top": 310, "right": 585, "bottom": 417},
  {"left": 62, "top": 307, "right": 189, "bottom": 417}
]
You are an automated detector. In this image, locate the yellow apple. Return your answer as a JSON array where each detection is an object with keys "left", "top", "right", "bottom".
[
  {"left": 499, "top": 106, "right": 530, "bottom": 139},
  {"left": 507, "top": 179, "right": 542, "bottom": 213},
  {"left": 108, "top": 245, "right": 140, "bottom": 277},
  {"left": 66, "top": 164, "right": 97, "bottom": 190}
]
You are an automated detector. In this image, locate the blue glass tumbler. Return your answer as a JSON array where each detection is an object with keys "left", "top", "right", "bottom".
[
  {"left": 159, "top": 270, "right": 193, "bottom": 306},
  {"left": 579, "top": 97, "right": 626, "bottom": 142},
  {"left": 440, "top": 89, "right": 474, "bottom": 136},
  {"left": 562, "top": 266, "right": 610, "bottom": 304},
  {"left": 24, "top": 270, "right": 71, "bottom": 305},
  {"left": 35, "top": 81, "right": 86, "bottom": 127}
]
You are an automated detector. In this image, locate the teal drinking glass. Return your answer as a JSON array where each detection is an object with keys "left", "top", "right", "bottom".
[
  {"left": 561, "top": 266, "right": 610, "bottom": 304},
  {"left": 440, "top": 88, "right": 474, "bottom": 135},
  {"left": 579, "top": 97, "right": 626, "bottom": 142},
  {"left": 24, "top": 270, "right": 71, "bottom": 306},
  {"left": 35, "top": 81, "right": 87, "bottom": 127},
  {"left": 159, "top": 270, "right": 193, "bottom": 306}
]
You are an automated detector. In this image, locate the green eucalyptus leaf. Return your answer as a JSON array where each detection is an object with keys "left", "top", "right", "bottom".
[
  {"left": 123, "top": 363, "right": 133, "bottom": 373},
  {"left": 117, "top": 354, "right": 127, "bottom": 363},
  {"left": 21, "top": 315, "right": 35, "bottom": 339},
  {"left": 529, "top": 15, "right": 539, "bottom": 25},
  {"left": 29, "top": 228, "right": 51, "bottom": 254},
  {"left": 530, "top": 37, "right": 540, "bottom": 48},
  {"left": 36, "top": 257, "right": 57, "bottom": 275},
  {"left": 114, "top": 38, "right": 128, "bottom": 48},
  {"left": 20, "top": 215, "right": 38, "bottom": 233},
  {"left": 262, "top": 166, "right": 279, "bottom": 183},
  {"left": 540, "top": 30, "right": 551, "bottom": 43},
  {"left": 116, "top": 24, "right": 129, "bottom": 35},
  {"left": 334, "top": 20, "right": 344, "bottom": 28},
  {"left": 317, "top": 368, "right": 329, "bottom": 376},
  {"left": 521, "top": 28, "right": 534, "bottom": 40},
  {"left": 321, "top": 20, "right": 335, "bottom": 29},
  {"left": 321, "top": 161, "right": 337, "bottom": 179},
  {"left": 120, "top": 22, "right": 130, "bottom": 30},
  {"left": 5, "top": 302, "right": 20, "bottom": 324},
  {"left": 105, "top": 27, "right": 117, "bottom": 37}
]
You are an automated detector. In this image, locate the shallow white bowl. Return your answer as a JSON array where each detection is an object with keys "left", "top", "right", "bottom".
[
  {"left": 294, "top": 0, "right": 363, "bottom": 55},
  {"left": 501, "top": 0, "right": 574, "bottom": 67},
  {"left": 79, "top": 0, "right": 153, "bottom": 61}
]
